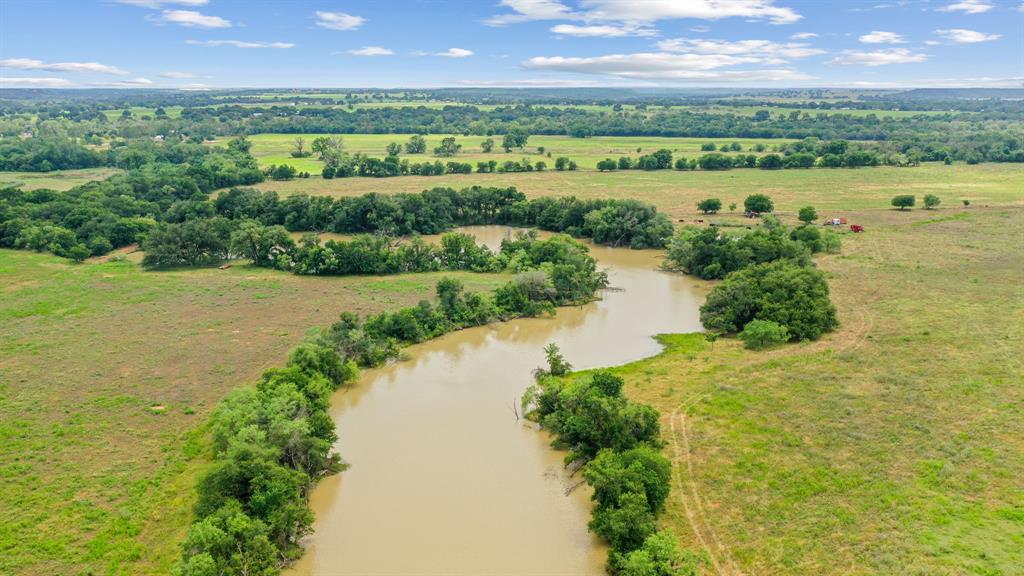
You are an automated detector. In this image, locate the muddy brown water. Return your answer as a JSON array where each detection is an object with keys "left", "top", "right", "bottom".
[{"left": 289, "top": 226, "right": 707, "bottom": 576}]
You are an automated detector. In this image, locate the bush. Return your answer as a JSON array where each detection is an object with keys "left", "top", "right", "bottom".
[
  {"left": 739, "top": 319, "right": 789, "bottom": 350},
  {"left": 700, "top": 260, "right": 838, "bottom": 341},
  {"left": 891, "top": 195, "right": 916, "bottom": 210},
  {"left": 923, "top": 194, "right": 941, "bottom": 209},
  {"left": 744, "top": 194, "right": 774, "bottom": 213},
  {"left": 696, "top": 198, "right": 722, "bottom": 214},
  {"left": 756, "top": 154, "right": 783, "bottom": 169}
]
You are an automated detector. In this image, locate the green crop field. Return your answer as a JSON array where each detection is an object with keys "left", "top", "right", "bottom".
[
  {"left": 0, "top": 251, "right": 506, "bottom": 575},
  {"left": 232, "top": 133, "right": 799, "bottom": 173}
]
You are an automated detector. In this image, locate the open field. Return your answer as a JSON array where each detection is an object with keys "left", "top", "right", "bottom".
[
  {"left": 0, "top": 168, "right": 123, "bottom": 191},
  {"left": 250, "top": 162, "right": 1024, "bottom": 219},
  {"left": 596, "top": 204, "right": 1024, "bottom": 575},
  {"left": 231, "top": 133, "right": 799, "bottom": 173},
  {"left": 0, "top": 251, "right": 506, "bottom": 575},
  {"left": 100, "top": 106, "right": 183, "bottom": 120}
]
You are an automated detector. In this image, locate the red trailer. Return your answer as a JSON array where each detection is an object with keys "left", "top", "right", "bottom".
[{"left": 850, "top": 224, "right": 864, "bottom": 233}]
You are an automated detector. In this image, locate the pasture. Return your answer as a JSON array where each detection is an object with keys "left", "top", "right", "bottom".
[
  {"left": 0, "top": 251, "right": 506, "bottom": 575},
  {"left": 608, "top": 205, "right": 1024, "bottom": 575},
  {"left": 234, "top": 133, "right": 799, "bottom": 173},
  {"left": 0, "top": 168, "right": 122, "bottom": 191}
]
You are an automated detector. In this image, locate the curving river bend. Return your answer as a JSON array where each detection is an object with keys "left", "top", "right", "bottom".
[{"left": 289, "top": 227, "right": 707, "bottom": 576}]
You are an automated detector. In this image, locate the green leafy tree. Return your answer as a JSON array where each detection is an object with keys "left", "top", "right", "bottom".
[
  {"left": 891, "top": 195, "right": 916, "bottom": 210},
  {"left": 589, "top": 492, "right": 657, "bottom": 553},
  {"left": 481, "top": 138, "right": 494, "bottom": 153},
  {"left": 543, "top": 343, "right": 572, "bottom": 376},
  {"left": 67, "top": 244, "right": 91, "bottom": 263},
  {"left": 618, "top": 530, "right": 704, "bottom": 576},
  {"left": 744, "top": 194, "right": 774, "bottom": 213},
  {"left": 739, "top": 319, "right": 789, "bottom": 350},
  {"left": 798, "top": 206, "right": 818, "bottom": 224},
  {"left": 386, "top": 142, "right": 402, "bottom": 156},
  {"left": 177, "top": 501, "right": 278, "bottom": 576},
  {"left": 404, "top": 134, "right": 427, "bottom": 154},
  {"left": 696, "top": 198, "right": 722, "bottom": 214},
  {"left": 433, "top": 136, "right": 462, "bottom": 157},
  {"left": 923, "top": 194, "right": 941, "bottom": 209}
]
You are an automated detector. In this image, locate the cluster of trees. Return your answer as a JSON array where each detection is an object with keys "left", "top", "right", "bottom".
[
  {"left": 524, "top": 360, "right": 702, "bottom": 574},
  {"left": 0, "top": 136, "right": 106, "bottom": 171},
  {"left": 666, "top": 200, "right": 839, "bottom": 343},
  {"left": 891, "top": 194, "right": 941, "bottom": 210},
  {"left": 178, "top": 342, "right": 357, "bottom": 575},
  {"left": 0, "top": 139, "right": 262, "bottom": 260},
  {"left": 597, "top": 149, "right": 674, "bottom": 171},
  {"left": 214, "top": 186, "right": 673, "bottom": 248}
]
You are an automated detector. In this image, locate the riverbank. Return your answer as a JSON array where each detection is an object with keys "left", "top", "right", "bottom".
[{"left": 289, "top": 235, "right": 708, "bottom": 575}]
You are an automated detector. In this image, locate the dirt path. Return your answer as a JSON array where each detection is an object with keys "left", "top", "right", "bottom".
[{"left": 670, "top": 395, "right": 745, "bottom": 576}]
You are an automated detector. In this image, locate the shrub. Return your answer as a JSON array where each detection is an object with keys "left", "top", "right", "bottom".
[
  {"left": 700, "top": 260, "right": 838, "bottom": 341},
  {"left": 744, "top": 194, "right": 774, "bottom": 213},
  {"left": 739, "top": 319, "right": 789, "bottom": 350},
  {"left": 923, "top": 194, "right": 941, "bottom": 209},
  {"left": 891, "top": 195, "right": 916, "bottom": 210},
  {"left": 756, "top": 154, "right": 783, "bottom": 169},
  {"left": 696, "top": 198, "right": 722, "bottom": 214}
]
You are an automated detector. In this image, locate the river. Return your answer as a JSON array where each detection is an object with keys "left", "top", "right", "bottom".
[{"left": 289, "top": 226, "right": 707, "bottom": 576}]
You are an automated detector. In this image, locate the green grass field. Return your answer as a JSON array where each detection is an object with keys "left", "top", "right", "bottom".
[
  {"left": 250, "top": 162, "right": 1024, "bottom": 219},
  {"left": 0, "top": 252, "right": 506, "bottom": 575},
  {"left": 0, "top": 168, "right": 123, "bottom": 191},
  {"left": 602, "top": 204, "right": 1024, "bottom": 574},
  {"left": 233, "top": 133, "right": 798, "bottom": 173}
]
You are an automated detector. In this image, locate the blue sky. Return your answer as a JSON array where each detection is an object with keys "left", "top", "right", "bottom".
[{"left": 0, "top": 0, "right": 1021, "bottom": 89}]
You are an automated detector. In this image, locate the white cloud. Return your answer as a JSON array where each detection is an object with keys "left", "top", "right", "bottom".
[
  {"left": 0, "top": 77, "right": 74, "bottom": 88},
  {"left": 186, "top": 39, "right": 294, "bottom": 49},
  {"left": 656, "top": 38, "right": 824, "bottom": 60},
  {"left": 0, "top": 58, "right": 128, "bottom": 75},
  {"left": 116, "top": 0, "right": 208, "bottom": 7},
  {"left": 90, "top": 77, "right": 154, "bottom": 87},
  {"left": 414, "top": 48, "right": 474, "bottom": 58},
  {"left": 488, "top": 0, "right": 801, "bottom": 26},
  {"left": 937, "top": 0, "right": 993, "bottom": 14},
  {"left": 827, "top": 48, "right": 928, "bottom": 66},
  {"left": 925, "top": 40, "right": 941, "bottom": 45},
  {"left": 523, "top": 52, "right": 812, "bottom": 82},
  {"left": 455, "top": 78, "right": 606, "bottom": 87},
  {"left": 348, "top": 46, "right": 394, "bottom": 56},
  {"left": 159, "top": 9, "right": 231, "bottom": 28},
  {"left": 178, "top": 83, "right": 212, "bottom": 91},
  {"left": 486, "top": 0, "right": 576, "bottom": 26},
  {"left": 936, "top": 28, "right": 1001, "bottom": 43},
  {"left": 315, "top": 11, "right": 365, "bottom": 30},
  {"left": 550, "top": 24, "right": 656, "bottom": 37},
  {"left": 158, "top": 71, "right": 195, "bottom": 78},
  {"left": 578, "top": 0, "right": 802, "bottom": 24},
  {"left": 790, "top": 32, "right": 818, "bottom": 39},
  {"left": 858, "top": 31, "right": 906, "bottom": 44},
  {"left": 841, "top": 75, "right": 1023, "bottom": 88},
  {"left": 690, "top": 25, "right": 710, "bottom": 33}
]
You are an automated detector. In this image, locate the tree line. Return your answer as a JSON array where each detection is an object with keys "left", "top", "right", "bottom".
[
  {"left": 176, "top": 240, "right": 610, "bottom": 575},
  {"left": 522, "top": 350, "right": 703, "bottom": 575}
]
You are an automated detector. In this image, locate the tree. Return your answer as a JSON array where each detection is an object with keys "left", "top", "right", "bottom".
[
  {"left": 597, "top": 158, "right": 618, "bottom": 171},
  {"left": 230, "top": 221, "right": 295, "bottom": 267},
  {"left": 728, "top": 203, "right": 737, "bottom": 212},
  {"left": 290, "top": 137, "right": 310, "bottom": 158},
  {"left": 589, "top": 492, "right": 657, "bottom": 553},
  {"left": 618, "top": 530, "right": 703, "bottom": 576},
  {"left": 543, "top": 343, "right": 572, "bottom": 376},
  {"left": 798, "top": 206, "right": 818, "bottom": 224},
  {"left": 756, "top": 154, "right": 783, "bottom": 169},
  {"left": 68, "top": 244, "right": 91, "bottom": 263},
  {"left": 404, "top": 134, "right": 427, "bottom": 154},
  {"left": 386, "top": 142, "right": 402, "bottom": 156},
  {"left": 697, "top": 153, "right": 732, "bottom": 171},
  {"left": 744, "top": 194, "right": 774, "bottom": 214},
  {"left": 481, "top": 138, "right": 494, "bottom": 153},
  {"left": 434, "top": 137, "right": 462, "bottom": 157},
  {"left": 583, "top": 446, "right": 671, "bottom": 514},
  {"left": 700, "top": 142, "right": 716, "bottom": 151},
  {"left": 739, "top": 319, "right": 789, "bottom": 350},
  {"left": 923, "top": 194, "right": 941, "bottom": 209},
  {"left": 177, "top": 501, "right": 278, "bottom": 576},
  {"left": 502, "top": 127, "right": 529, "bottom": 152},
  {"left": 700, "top": 260, "right": 838, "bottom": 341},
  {"left": 312, "top": 136, "right": 344, "bottom": 167},
  {"left": 891, "top": 195, "right": 916, "bottom": 210},
  {"left": 696, "top": 198, "right": 722, "bottom": 214}
]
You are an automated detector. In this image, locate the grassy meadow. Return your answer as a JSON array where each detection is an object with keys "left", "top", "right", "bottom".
[
  {"left": 595, "top": 204, "right": 1024, "bottom": 575},
  {"left": 0, "top": 168, "right": 123, "bottom": 191},
  {"left": 233, "top": 133, "right": 797, "bottom": 173},
  {"left": 0, "top": 251, "right": 506, "bottom": 575},
  {"left": 251, "top": 162, "right": 1024, "bottom": 219}
]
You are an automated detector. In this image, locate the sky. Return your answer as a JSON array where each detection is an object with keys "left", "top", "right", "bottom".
[{"left": 0, "top": 0, "right": 1021, "bottom": 90}]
